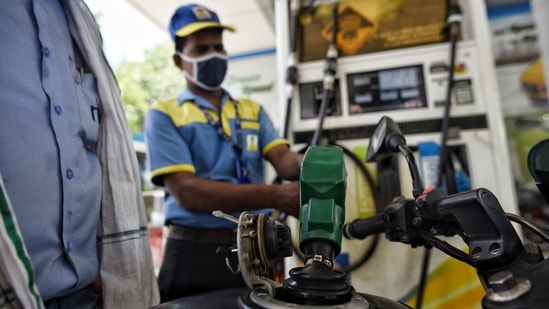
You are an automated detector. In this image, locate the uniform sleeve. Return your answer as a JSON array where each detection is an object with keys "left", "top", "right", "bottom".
[
  {"left": 258, "top": 106, "right": 289, "bottom": 157},
  {"left": 145, "top": 106, "right": 195, "bottom": 187}
]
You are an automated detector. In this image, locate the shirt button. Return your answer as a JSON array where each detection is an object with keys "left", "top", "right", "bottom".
[
  {"left": 54, "top": 105, "right": 62, "bottom": 115},
  {"left": 66, "top": 168, "right": 74, "bottom": 179},
  {"left": 42, "top": 47, "right": 50, "bottom": 57}
]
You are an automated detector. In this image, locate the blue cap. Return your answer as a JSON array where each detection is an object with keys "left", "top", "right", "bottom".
[{"left": 168, "top": 3, "right": 235, "bottom": 41}]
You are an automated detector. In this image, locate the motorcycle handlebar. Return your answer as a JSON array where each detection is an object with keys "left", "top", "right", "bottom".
[{"left": 343, "top": 214, "right": 385, "bottom": 240}]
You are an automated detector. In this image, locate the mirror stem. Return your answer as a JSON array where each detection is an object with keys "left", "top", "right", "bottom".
[{"left": 398, "top": 144, "right": 424, "bottom": 198}]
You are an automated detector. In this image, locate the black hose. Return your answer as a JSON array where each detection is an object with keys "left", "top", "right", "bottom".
[
  {"left": 292, "top": 3, "right": 380, "bottom": 272},
  {"left": 337, "top": 142, "right": 380, "bottom": 273},
  {"left": 415, "top": 244, "right": 431, "bottom": 309},
  {"left": 310, "top": 2, "right": 338, "bottom": 146},
  {"left": 281, "top": 0, "right": 301, "bottom": 140},
  {"left": 436, "top": 1, "right": 462, "bottom": 190},
  {"left": 290, "top": 143, "right": 380, "bottom": 273},
  {"left": 417, "top": 3, "right": 462, "bottom": 309}
]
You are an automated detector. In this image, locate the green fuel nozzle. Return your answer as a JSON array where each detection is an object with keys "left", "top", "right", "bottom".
[
  {"left": 280, "top": 145, "right": 353, "bottom": 305},
  {"left": 299, "top": 145, "right": 346, "bottom": 264}
]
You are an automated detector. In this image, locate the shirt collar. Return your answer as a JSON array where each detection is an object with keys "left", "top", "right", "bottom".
[{"left": 177, "top": 88, "right": 234, "bottom": 109}]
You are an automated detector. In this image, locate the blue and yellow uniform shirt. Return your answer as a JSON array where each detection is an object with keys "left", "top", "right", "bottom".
[{"left": 145, "top": 88, "right": 288, "bottom": 228}]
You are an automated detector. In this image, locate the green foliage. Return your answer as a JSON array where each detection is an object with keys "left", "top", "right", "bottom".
[{"left": 113, "top": 43, "right": 184, "bottom": 132}]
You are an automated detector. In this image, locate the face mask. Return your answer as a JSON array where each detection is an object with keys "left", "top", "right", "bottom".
[{"left": 177, "top": 52, "right": 228, "bottom": 91}]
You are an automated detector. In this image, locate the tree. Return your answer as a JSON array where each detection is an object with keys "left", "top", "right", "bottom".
[{"left": 114, "top": 42, "right": 183, "bottom": 133}]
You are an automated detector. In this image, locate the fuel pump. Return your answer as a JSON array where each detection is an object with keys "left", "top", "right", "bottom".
[{"left": 274, "top": 0, "right": 518, "bottom": 306}]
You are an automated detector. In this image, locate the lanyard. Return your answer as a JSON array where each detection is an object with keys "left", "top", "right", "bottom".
[
  {"left": 196, "top": 101, "right": 250, "bottom": 183},
  {"left": 196, "top": 102, "right": 243, "bottom": 156}
]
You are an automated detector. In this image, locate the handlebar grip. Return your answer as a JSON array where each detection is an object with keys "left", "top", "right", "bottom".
[{"left": 343, "top": 214, "right": 385, "bottom": 240}]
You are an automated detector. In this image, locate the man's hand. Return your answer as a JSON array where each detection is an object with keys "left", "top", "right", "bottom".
[{"left": 275, "top": 182, "right": 300, "bottom": 218}]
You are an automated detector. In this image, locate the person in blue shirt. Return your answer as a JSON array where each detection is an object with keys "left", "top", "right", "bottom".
[
  {"left": 0, "top": 1, "right": 158, "bottom": 308},
  {"left": 145, "top": 3, "right": 303, "bottom": 302}
]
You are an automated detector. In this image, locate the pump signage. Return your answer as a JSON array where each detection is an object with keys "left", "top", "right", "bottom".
[
  {"left": 301, "top": 0, "right": 448, "bottom": 62},
  {"left": 321, "top": 6, "right": 376, "bottom": 55}
]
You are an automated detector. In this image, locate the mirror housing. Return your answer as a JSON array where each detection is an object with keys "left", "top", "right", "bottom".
[{"left": 366, "top": 116, "right": 407, "bottom": 162}]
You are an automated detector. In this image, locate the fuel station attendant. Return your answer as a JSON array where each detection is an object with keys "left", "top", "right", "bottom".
[{"left": 144, "top": 3, "right": 303, "bottom": 302}]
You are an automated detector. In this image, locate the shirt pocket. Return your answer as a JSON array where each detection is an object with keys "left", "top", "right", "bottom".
[
  {"left": 76, "top": 72, "right": 101, "bottom": 149},
  {"left": 241, "top": 120, "right": 261, "bottom": 159}
]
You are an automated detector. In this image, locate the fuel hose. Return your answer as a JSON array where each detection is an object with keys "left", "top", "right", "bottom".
[
  {"left": 416, "top": 2, "right": 463, "bottom": 308},
  {"left": 289, "top": 2, "right": 380, "bottom": 273}
]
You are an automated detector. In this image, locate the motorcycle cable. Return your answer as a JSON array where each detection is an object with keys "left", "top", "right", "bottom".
[
  {"left": 506, "top": 212, "right": 549, "bottom": 243},
  {"left": 416, "top": 2, "right": 463, "bottom": 309}
]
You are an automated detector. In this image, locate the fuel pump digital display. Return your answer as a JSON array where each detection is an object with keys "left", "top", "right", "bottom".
[{"left": 347, "top": 65, "right": 427, "bottom": 114}]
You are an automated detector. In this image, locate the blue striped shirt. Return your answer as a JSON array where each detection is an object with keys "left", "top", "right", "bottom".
[
  {"left": 145, "top": 88, "right": 288, "bottom": 228},
  {"left": 0, "top": 0, "right": 101, "bottom": 301}
]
